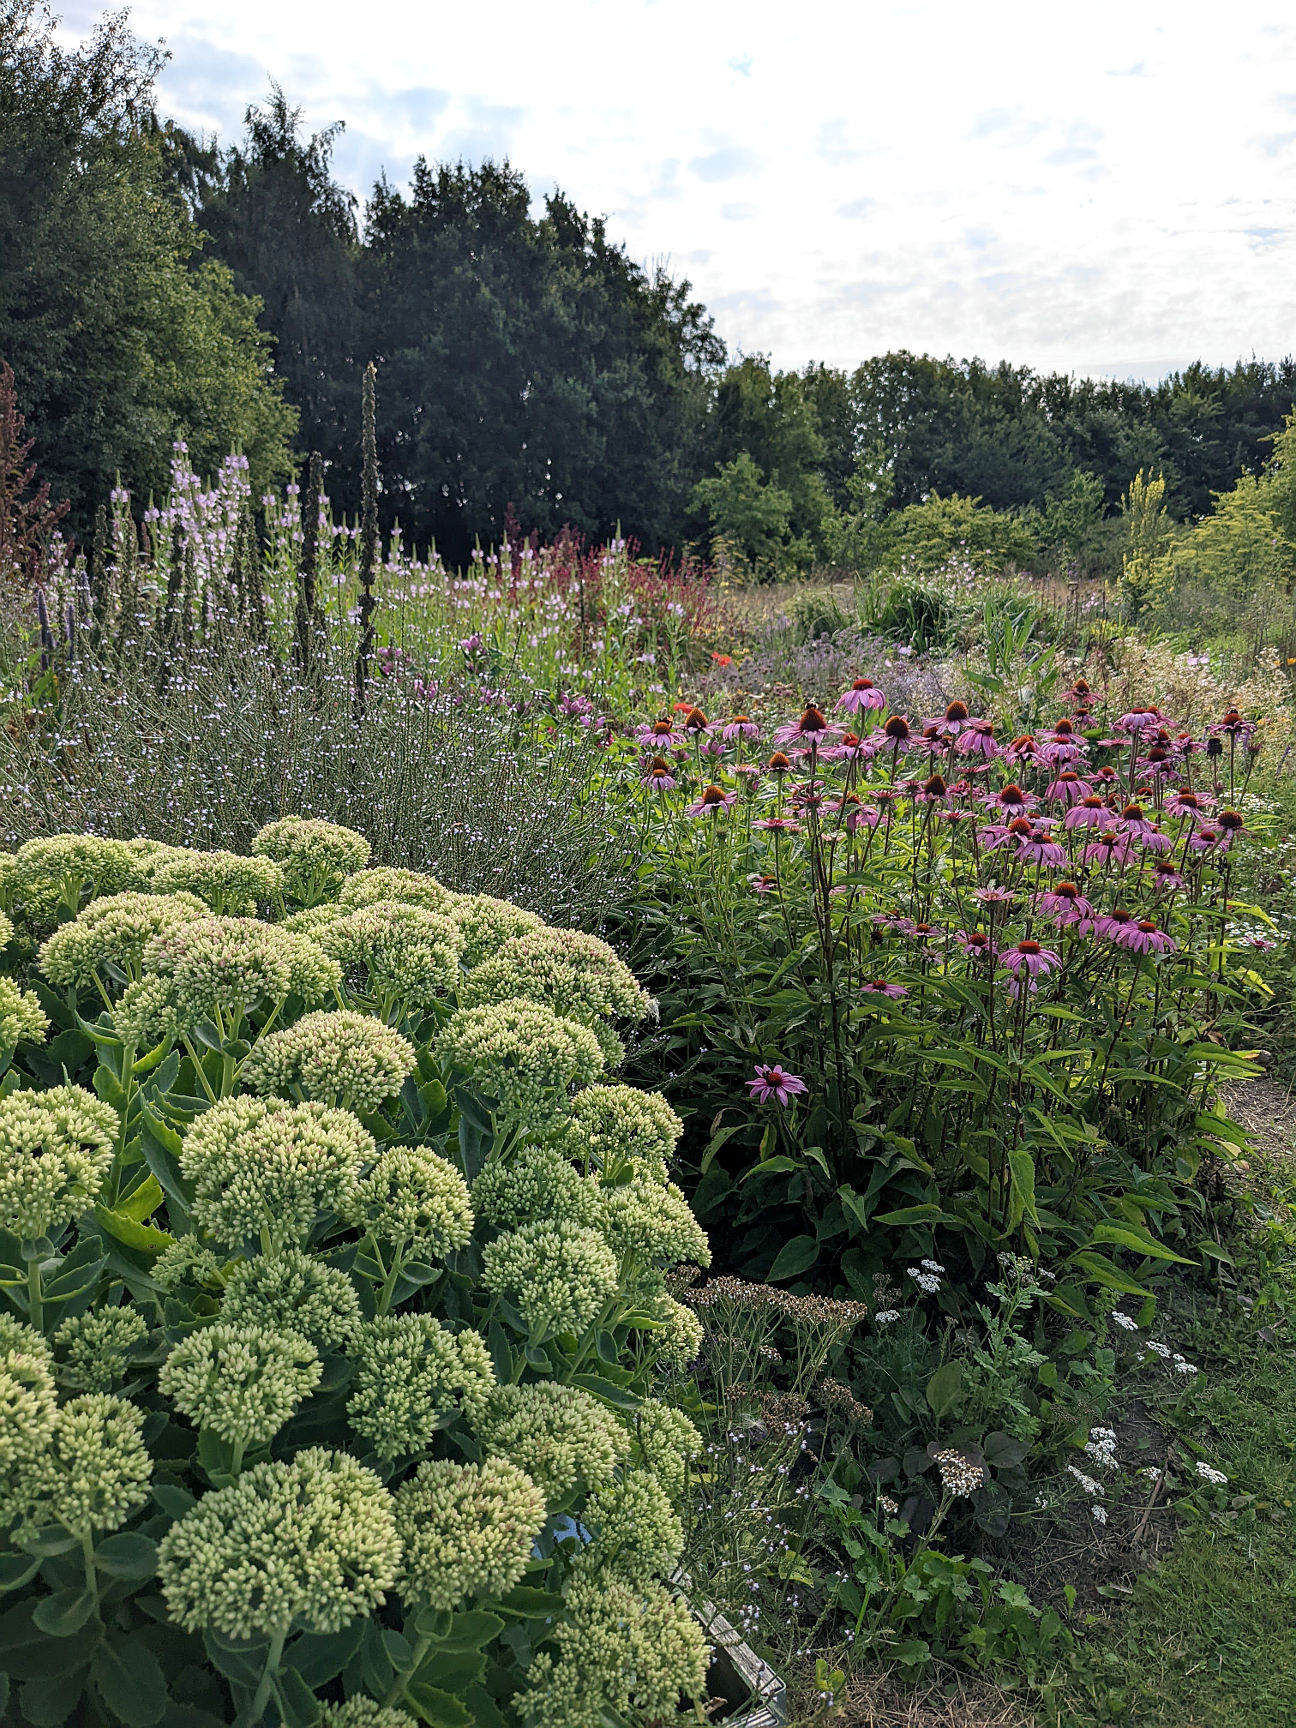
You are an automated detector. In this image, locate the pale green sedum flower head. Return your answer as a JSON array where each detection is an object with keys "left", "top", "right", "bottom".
[
  {"left": 558, "top": 1084, "right": 683, "bottom": 1182},
  {"left": 54, "top": 1306, "right": 148, "bottom": 1393},
  {"left": 649, "top": 1295, "right": 704, "bottom": 1372},
  {"left": 0, "top": 1322, "right": 58, "bottom": 1529},
  {"left": 24, "top": 1392, "right": 152, "bottom": 1537},
  {"left": 0, "top": 1083, "right": 116, "bottom": 1240},
  {"left": 472, "top": 1144, "right": 600, "bottom": 1232},
  {"left": 627, "top": 1400, "right": 702, "bottom": 1501},
  {"left": 394, "top": 1456, "right": 546, "bottom": 1611},
  {"left": 318, "top": 1704, "right": 418, "bottom": 1728},
  {"left": 252, "top": 817, "right": 371, "bottom": 905},
  {"left": 481, "top": 1220, "right": 619, "bottom": 1340},
  {"left": 220, "top": 1246, "right": 362, "bottom": 1351},
  {"left": 339, "top": 867, "right": 457, "bottom": 916},
  {"left": 151, "top": 848, "right": 286, "bottom": 916},
  {"left": 317, "top": 902, "right": 464, "bottom": 1014},
  {"left": 597, "top": 1178, "right": 711, "bottom": 1274},
  {"left": 448, "top": 893, "right": 545, "bottom": 967},
  {"left": 0, "top": 976, "right": 49, "bottom": 1055},
  {"left": 11, "top": 835, "right": 136, "bottom": 927},
  {"left": 142, "top": 915, "right": 340, "bottom": 1029},
  {"left": 438, "top": 998, "right": 604, "bottom": 1123},
  {"left": 179, "top": 1096, "right": 374, "bottom": 1250},
  {"left": 516, "top": 1568, "right": 709, "bottom": 1728},
  {"left": 151, "top": 1235, "right": 223, "bottom": 1295},
  {"left": 39, "top": 890, "right": 207, "bottom": 990},
  {"left": 458, "top": 927, "right": 650, "bottom": 1026},
  {"left": 242, "top": 1009, "right": 416, "bottom": 1111},
  {"left": 583, "top": 1472, "right": 684, "bottom": 1586},
  {"left": 473, "top": 1381, "right": 625, "bottom": 1503},
  {"left": 160, "top": 1323, "right": 321, "bottom": 1447},
  {"left": 348, "top": 1316, "right": 495, "bottom": 1459},
  {"left": 345, "top": 1144, "right": 473, "bottom": 1261},
  {"left": 157, "top": 1448, "right": 400, "bottom": 1639}
]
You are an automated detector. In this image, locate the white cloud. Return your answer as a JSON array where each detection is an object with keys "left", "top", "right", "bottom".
[{"left": 64, "top": 0, "right": 1296, "bottom": 376}]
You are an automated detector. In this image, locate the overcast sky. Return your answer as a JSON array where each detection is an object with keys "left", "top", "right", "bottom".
[{"left": 60, "top": 0, "right": 1296, "bottom": 382}]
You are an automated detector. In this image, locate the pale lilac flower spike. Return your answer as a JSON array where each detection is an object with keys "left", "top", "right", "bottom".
[{"left": 747, "top": 1064, "right": 808, "bottom": 1106}]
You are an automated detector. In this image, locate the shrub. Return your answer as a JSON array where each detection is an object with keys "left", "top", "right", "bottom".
[{"left": 0, "top": 824, "right": 711, "bottom": 1727}]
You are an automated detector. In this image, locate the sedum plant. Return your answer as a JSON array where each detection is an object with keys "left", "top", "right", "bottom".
[{"left": 0, "top": 822, "right": 713, "bottom": 1728}]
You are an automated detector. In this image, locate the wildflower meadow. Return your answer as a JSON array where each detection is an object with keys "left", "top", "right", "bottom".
[{"left": 1, "top": 375, "right": 1295, "bottom": 1728}]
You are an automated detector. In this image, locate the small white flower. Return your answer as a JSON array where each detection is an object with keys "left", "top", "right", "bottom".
[
  {"left": 874, "top": 1309, "right": 901, "bottom": 1324},
  {"left": 1172, "top": 1354, "right": 1199, "bottom": 1375},
  {"left": 1146, "top": 1341, "right": 1172, "bottom": 1359},
  {"left": 1139, "top": 1466, "right": 1162, "bottom": 1480},
  {"left": 1195, "top": 1461, "right": 1228, "bottom": 1486},
  {"left": 1066, "top": 1465, "right": 1101, "bottom": 1496},
  {"left": 1110, "top": 1310, "right": 1139, "bottom": 1332},
  {"left": 920, "top": 1259, "right": 945, "bottom": 1274},
  {"left": 1091, "top": 1504, "right": 1108, "bottom": 1525},
  {"left": 905, "top": 1268, "right": 941, "bottom": 1294}
]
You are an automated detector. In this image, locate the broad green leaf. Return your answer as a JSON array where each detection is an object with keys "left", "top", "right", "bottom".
[
  {"left": 570, "top": 1372, "right": 641, "bottom": 1411},
  {"left": 19, "top": 1664, "right": 88, "bottom": 1727},
  {"left": 1088, "top": 1223, "right": 1193, "bottom": 1265},
  {"left": 91, "top": 1631, "right": 167, "bottom": 1727},
  {"left": 766, "top": 1234, "right": 819, "bottom": 1281},
  {"left": 94, "top": 1532, "right": 158, "bottom": 1580},
  {"left": 489, "top": 1585, "right": 563, "bottom": 1618},
  {"left": 274, "top": 1666, "right": 321, "bottom": 1728},
  {"left": 0, "top": 1551, "right": 40, "bottom": 1592},
  {"left": 924, "top": 1362, "right": 963, "bottom": 1419},
  {"left": 32, "top": 1588, "right": 98, "bottom": 1637},
  {"left": 403, "top": 1682, "right": 473, "bottom": 1728},
  {"left": 94, "top": 1204, "right": 173, "bottom": 1256},
  {"left": 287, "top": 1619, "right": 365, "bottom": 1687}
]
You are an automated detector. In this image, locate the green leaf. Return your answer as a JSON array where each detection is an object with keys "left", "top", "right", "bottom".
[
  {"left": 94, "top": 1532, "right": 158, "bottom": 1580},
  {"left": 91, "top": 1630, "right": 168, "bottom": 1727},
  {"left": 19, "top": 1664, "right": 88, "bottom": 1727},
  {"left": 94, "top": 1204, "right": 174, "bottom": 1256},
  {"left": 766, "top": 1234, "right": 819, "bottom": 1281},
  {"left": 872, "top": 1204, "right": 959, "bottom": 1226},
  {"left": 982, "top": 1431, "right": 1028, "bottom": 1469},
  {"left": 32, "top": 1587, "right": 98, "bottom": 1637},
  {"left": 1088, "top": 1223, "right": 1193, "bottom": 1265},
  {"left": 412, "top": 1648, "right": 485, "bottom": 1693},
  {"left": 740, "top": 1155, "right": 801, "bottom": 1181},
  {"left": 152, "top": 1484, "right": 197, "bottom": 1521},
  {"left": 570, "top": 1373, "right": 641, "bottom": 1412},
  {"left": 1005, "top": 1147, "right": 1037, "bottom": 1230},
  {"left": 434, "top": 1610, "right": 505, "bottom": 1652},
  {"left": 403, "top": 1681, "right": 474, "bottom": 1726},
  {"left": 490, "top": 1585, "right": 564, "bottom": 1618},
  {"left": 0, "top": 1551, "right": 40, "bottom": 1592},
  {"left": 274, "top": 1666, "right": 321, "bottom": 1728},
  {"left": 202, "top": 1629, "right": 267, "bottom": 1687},
  {"left": 924, "top": 1362, "right": 963, "bottom": 1419},
  {"left": 41, "top": 1237, "right": 107, "bottom": 1301},
  {"left": 287, "top": 1618, "right": 365, "bottom": 1687}
]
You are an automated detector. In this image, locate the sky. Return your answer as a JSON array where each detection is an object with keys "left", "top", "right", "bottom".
[{"left": 60, "top": 0, "right": 1296, "bottom": 383}]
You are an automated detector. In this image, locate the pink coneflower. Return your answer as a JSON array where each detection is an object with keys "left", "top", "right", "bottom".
[
  {"left": 1188, "top": 826, "right": 1222, "bottom": 854},
  {"left": 1115, "top": 707, "right": 1162, "bottom": 734},
  {"left": 988, "top": 782, "right": 1031, "bottom": 812},
  {"left": 1046, "top": 771, "right": 1093, "bottom": 805},
  {"left": 1083, "top": 830, "right": 1137, "bottom": 867},
  {"left": 732, "top": 762, "right": 762, "bottom": 781},
  {"left": 837, "top": 678, "right": 887, "bottom": 712},
  {"left": 755, "top": 816, "right": 803, "bottom": 834},
  {"left": 862, "top": 979, "right": 909, "bottom": 998},
  {"left": 1117, "top": 802, "right": 1156, "bottom": 837},
  {"left": 881, "top": 714, "right": 912, "bottom": 747},
  {"left": 767, "top": 751, "right": 793, "bottom": 774},
  {"left": 1139, "top": 826, "right": 1174, "bottom": 855},
  {"left": 1095, "top": 907, "right": 1139, "bottom": 945},
  {"left": 682, "top": 706, "right": 711, "bottom": 735},
  {"left": 749, "top": 873, "right": 780, "bottom": 894},
  {"left": 999, "top": 939, "right": 1062, "bottom": 979},
  {"left": 1127, "top": 919, "right": 1177, "bottom": 955},
  {"left": 829, "top": 730, "right": 874, "bottom": 763},
  {"left": 1216, "top": 809, "right": 1248, "bottom": 851},
  {"left": 826, "top": 792, "right": 871, "bottom": 831},
  {"left": 1211, "top": 708, "right": 1255, "bottom": 740},
  {"left": 638, "top": 716, "right": 682, "bottom": 748},
  {"left": 773, "top": 705, "right": 838, "bottom": 748},
  {"left": 925, "top": 700, "right": 970, "bottom": 738},
  {"left": 1151, "top": 860, "right": 1185, "bottom": 891},
  {"left": 1016, "top": 825, "right": 1067, "bottom": 868},
  {"left": 723, "top": 714, "right": 761, "bottom": 743},
  {"left": 1037, "top": 881, "right": 1095, "bottom": 927},
  {"left": 1165, "top": 788, "right": 1210, "bottom": 818},
  {"left": 955, "top": 717, "right": 998, "bottom": 758},
  {"left": 973, "top": 885, "right": 1017, "bottom": 910},
  {"left": 685, "top": 784, "right": 738, "bottom": 816},
  {"left": 641, "top": 756, "right": 678, "bottom": 791},
  {"left": 954, "top": 929, "right": 996, "bottom": 959},
  {"left": 916, "top": 773, "right": 949, "bottom": 803},
  {"left": 1063, "top": 796, "right": 1107, "bottom": 831},
  {"left": 747, "top": 1063, "right": 808, "bottom": 1105},
  {"left": 1004, "top": 734, "right": 1042, "bottom": 768}
]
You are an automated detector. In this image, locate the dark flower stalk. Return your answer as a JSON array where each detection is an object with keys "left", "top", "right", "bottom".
[{"left": 355, "top": 364, "right": 380, "bottom": 718}]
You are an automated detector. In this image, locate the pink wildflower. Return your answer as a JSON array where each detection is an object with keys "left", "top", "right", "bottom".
[
  {"left": 685, "top": 784, "right": 738, "bottom": 816},
  {"left": 723, "top": 715, "right": 761, "bottom": 743},
  {"left": 862, "top": 980, "right": 909, "bottom": 999},
  {"left": 1036, "top": 882, "right": 1094, "bottom": 926},
  {"left": 837, "top": 678, "right": 887, "bottom": 713},
  {"left": 747, "top": 1064, "right": 808, "bottom": 1106},
  {"left": 999, "top": 939, "right": 1062, "bottom": 979}
]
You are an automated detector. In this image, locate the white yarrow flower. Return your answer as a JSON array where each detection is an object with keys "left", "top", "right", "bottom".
[{"left": 1195, "top": 1461, "right": 1228, "bottom": 1486}]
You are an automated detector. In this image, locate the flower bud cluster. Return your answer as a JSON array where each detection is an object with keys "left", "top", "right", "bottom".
[
  {"left": 220, "top": 1246, "right": 362, "bottom": 1350},
  {"left": 585, "top": 1471, "right": 684, "bottom": 1585},
  {"left": 55, "top": 1306, "right": 148, "bottom": 1392},
  {"left": 473, "top": 1381, "right": 625, "bottom": 1501},
  {"left": 472, "top": 1144, "right": 600, "bottom": 1230},
  {"left": 460, "top": 927, "right": 650, "bottom": 1026},
  {"left": 0, "top": 1321, "right": 57, "bottom": 1528},
  {"left": 316, "top": 902, "right": 464, "bottom": 1010},
  {"left": 39, "top": 890, "right": 206, "bottom": 989},
  {"left": 597, "top": 1178, "right": 711, "bottom": 1275},
  {"left": 346, "top": 1143, "right": 474, "bottom": 1261},
  {"left": 0, "top": 1083, "right": 116, "bottom": 1240},
  {"left": 394, "top": 1456, "right": 546, "bottom": 1611},
  {"left": 338, "top": 866, "right": 457, "bottom": 915},
  {"left": 26, "top": 1393, "right": 152, "bottom": 1535},
  {"left": 252, "top": 818, "right": 371, "bottom": 903},
  {"left": 448, "top": 892, "right": 546, "bottom": 966},
  {"left": 348, "top": 1316, "right": 495, "bottom": 1458},
  {"left": 0, "top": 975, "right": 49, "bottom": 1053},
  {"left": 10, "top": 835, "right": 135, "bottom": 927},
  {"left": 160, "top": 1323, "right": 321, "bottom": 1446},
  {"left": 558, "top": 1084, "right": 683, "bottom": 1181},
  {"left": 179, "top": 1096, "right": 373, "bottom": 1249},
  {"left": 152, "top": 847, "right": 286, "bottom": 915},
  {"left": 630, "top": 1399, "right": 702, "bottom": 1500},
  {"left": 482, "top": 1220, "right": 619, "bottom": 1339},
  {"left": 439, "top": 999, "right": 604, "bottom": 1122},
  {"left": 243, "top": 1009, "right": 415, "bottom": 1111},
  {"left": 157, "top": 1448, "right": 400, "bottom": 1638}
]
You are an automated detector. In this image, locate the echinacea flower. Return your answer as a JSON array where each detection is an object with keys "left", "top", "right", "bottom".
[
  {"left": 682, "top": 706, "right": 710, "bottom": 735},
  {"left": 685, "top": 785, "right": 737, "bottom": 816},
  {"left": 767, "top": 751, "right": 793, "bottom": 774},
  {"left": 1036, "top": 881, "right": 1093, "bottom": 927},
  {"left": 1015, "top": 825, "right": 1067, "bottom": 868},
  {"left": 1064, "top": 796, "right": 1107, "bottom": 830},
  {"left": 1082, "top": 830, "right": 1137, "bottom": 867},
  {"left": 954, "top": 929, "right": 995, "bottom": 959},
  {"left": 723, "top": 715, "right": 760, "bottom": 742},
  {"left": 749, "top": 874, "right": 779, "bottom": 894},
  {"left": 1126, "top": 920, "right": 1176, "bottom": 955},
  {"left": 746, "top": 1064, "right": 808, "bottom": 1106},
  {"left": 754, "top": 816, "right": 802, "bottom": 834},
  {"left": 1215, "top": 809, "right": 1247, "bottom": 851},
  {"left": 955, "top": 717, "right": 998, "bottom": 758},
  {"left": 773, "top": 705, "right": 838, "bottom": 749},
  {"left": 1046, "top": 771, "right": 1092, "bottom": 805},
  {"left": 862, "top": 979, "right": 908, "bottom": 999},
  {"left": 999, "top": 939, "right": 1062, "bottom": 979},
  {"left": 837, "top": 678, "right": 886, "bottom": 713},
  {"left": 641, "top": 757, "right": 677, "bottom": 791},
  {"left": 1094, "top": 908, "right": 1140, "bottom": 946},
  {"left": 638, "top": 717, "right": 682, "bottom": 749},
  {"left": 1150, "top": 861, "right": 1185, "bottom": 891},
  {"left": 1165, "top": 788, "right": 1209, "bottom": 818}
]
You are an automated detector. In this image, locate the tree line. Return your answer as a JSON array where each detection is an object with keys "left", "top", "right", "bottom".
[{"left": 5, "top": 2, "right": 1296, "bottom": 574}]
